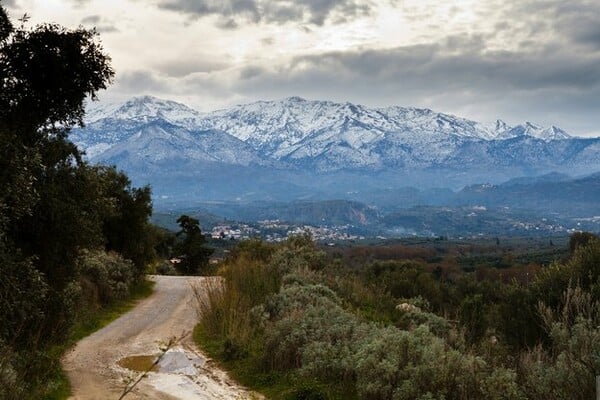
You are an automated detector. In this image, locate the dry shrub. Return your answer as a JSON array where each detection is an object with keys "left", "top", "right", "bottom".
[
  {"left": 520, "top": 286, "right": 600, "bottom": 400},
  {"left": 194, "top": 242, "right": 282, "bottom": 358}
]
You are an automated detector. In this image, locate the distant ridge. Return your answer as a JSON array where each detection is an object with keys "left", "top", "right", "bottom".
[{"left": 72, "top": 96, "right": 600, "bottom": 203}]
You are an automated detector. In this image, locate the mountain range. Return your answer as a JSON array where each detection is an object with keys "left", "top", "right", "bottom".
[{"left": 71, "top": 96, "right": 600, "bottom": 206}]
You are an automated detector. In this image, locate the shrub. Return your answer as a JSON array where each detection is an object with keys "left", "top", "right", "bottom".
[
  {"left": 0, "top": 342, "right": 24, "bottom": 400},
  {"left": 287, "top": 385, "right": 328, "bottom": 400},
  {"left": 459, "top": 294, "right": 488, "bottom": 344},
  {"left": 0, "top": 250, "right": 48, "bottom": 346},
  {"left": 568, "top": 231, "right": 597, "bottom": 254},
  {"left": 353, "top": 325, "right": 523, "bottom": 400},
  {"left": 197, "top": 238, "right": 534, "bottom": 399},
  {"left": 269, "top": 234, "right": 326, "bottom": 274},
  {"left": 156, "top": 261, "right": 178, "bottom": 275},
  {"left": 77, "top": 249, "right": 135, "bottom": 306},
  {"left": 365, "top": 261, "right": 444, "bottom": 310},
  {"left": 521, "top": 286, "right": 600, "bottom": 400},
  {"left": 396, "top": 299, "right": 450, "bottom": 337},
  {"left": 263, "top": 282, "right": 352, "bottom": 372}
]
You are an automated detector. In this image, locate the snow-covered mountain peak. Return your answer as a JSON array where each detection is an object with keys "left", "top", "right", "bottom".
[
  {"left": 204, "top": 97, "right": 511, "bottom": 153},
  {"left": 85, "top": 96, "right": 204, "bottom": 127},
  {"left": 283, "top": 96, "right": 308, "bottom": 103},
  {"left": 506, "top": 122, "right": 571, "bottom": 141},
  {"left": 71, "top": 95, "right": 599, "bottom": 181},
  {"left": 82, "top": 96, "right": 576, "bottom": 167},
  {"left": 540, "top": 125, "right": 571, "bottom": 140},
  {"left": 494, "top": 119, "right": 510, "bottom": 133}
]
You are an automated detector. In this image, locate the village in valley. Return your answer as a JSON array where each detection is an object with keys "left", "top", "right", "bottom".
[{"left": 210, "top": 220, "right": 365, "bottom": 243}]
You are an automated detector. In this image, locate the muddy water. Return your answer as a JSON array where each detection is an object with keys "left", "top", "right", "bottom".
[{"left": 118, "top": 355, "right": 159, "bottom": 372}]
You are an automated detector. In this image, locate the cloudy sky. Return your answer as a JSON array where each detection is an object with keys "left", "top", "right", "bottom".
[{"left": 4, "top": 0, "right": 600, "bottom": 136}]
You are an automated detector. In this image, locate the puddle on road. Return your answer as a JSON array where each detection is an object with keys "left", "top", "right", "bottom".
[
  {"left": 118, "top": 348, "right": 205, "bottom": 375},
  {"left": 118, "top": 355, "right": 159, "bottom": 372}
]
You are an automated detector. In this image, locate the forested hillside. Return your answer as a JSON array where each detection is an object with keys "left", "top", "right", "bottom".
[{"left": 0, "top": 7, "right": 162, "bottom": 398}]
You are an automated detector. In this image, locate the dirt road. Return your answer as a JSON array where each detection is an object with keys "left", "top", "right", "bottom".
[{"left": 63, "top": 275, "right": 257, "bottom": 400}]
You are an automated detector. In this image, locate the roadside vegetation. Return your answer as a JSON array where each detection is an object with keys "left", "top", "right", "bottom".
[
  {"left": 0, "top": 7, "right": 168, "bottom": 399},
  {"left": 195, "top": 233, "right": 600, "bottom": 399}
]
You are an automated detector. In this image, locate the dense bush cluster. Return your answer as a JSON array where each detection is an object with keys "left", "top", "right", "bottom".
[
  {"left": 198, "top": 234, "right": 600, "bottom": 399},
  {"left": 78, "top": 250, "right": 136, "bottom": 306}
]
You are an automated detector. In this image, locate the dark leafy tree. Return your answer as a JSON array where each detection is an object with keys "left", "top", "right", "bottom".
[
  {"left": 0, "top": 3, "right": 114, "bottom": 343},
  {"left": 569, "top": 231, "right": 597, "bottom": 254},
  {"left": 0, "top": 6, "right": 166, "bottom": 397},
  {"left": 0, "top": 5, "right": 121, "bottom": 396},
  {"left": 99, "top": 166, "right": 155, "bottom": 277},
  {"left": 175, "top": 215, "right": 213, "bottom": 275}
]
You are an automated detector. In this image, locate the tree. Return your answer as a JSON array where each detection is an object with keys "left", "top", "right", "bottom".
[
  {"left": 0, "top": 6, "right": 124, "bottom": 395},
  {"left": 0, "top": 3, "right": 113, "bottom": 344},
  {"left": 175, "top": 215, "right": 213, "bottom": 275},
  {"left": 99, "top": 166, "right": 155, "bottom": 277}
]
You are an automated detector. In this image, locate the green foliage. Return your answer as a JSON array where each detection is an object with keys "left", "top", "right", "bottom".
[
  {"left": 287, "top": 386, "right": 328, "bottom": 400},
  {"left": 396, "top": 299, "right": 450, "bottom": 337},
  {"left": 77, "top": 250, "right": 135, "bottom": 306},
  {"left": 99, "top": 166, "right": 155, "bottom": 276},
  {"left": 0, "top": 340, "right": 24, "bottom": 400},
  {"left": 521, "top": 286, "right": 600, "bottom": 400},
  {"left": 0, "top": 244, "right": 48, "bottom": 347},
  {"left": 364, "top": 261, "right": 445, "bottom": 311},
  {"left": 496, "top": 283, "right": 542, "bottom": 349},
  {"left": 568, "top": 236, "right": 600, "bottom": 296},
  {"left": 353, "top": 325, "right": 523, "bottom": 400},
  {"left": 0, "top": 6, "right": 159, "bottom": 398},
  {"left": 196, "top": 235, "right": 600, "bottom": 399},
  {"left": 155, "top": 261, "right": 178, "bottom": 275},
  {"left": 459, "top": 294, "right": 487, "bottom": 344},
  {"left": 194, "top": 239, "right": 281, "bottom": 347},
  {"left": 174, "top": 214, "right": 214, "bottom": 274}
]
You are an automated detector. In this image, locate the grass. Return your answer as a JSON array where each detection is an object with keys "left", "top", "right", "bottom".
[
  {"left": 193, "top": 324, "right": 356, "bottom": 400},
  {"left": 41, "top": 278, "right": 155, "bottom": 400},
  {"left": 69, "top": 279, "right": 155, "bottom": 342}
]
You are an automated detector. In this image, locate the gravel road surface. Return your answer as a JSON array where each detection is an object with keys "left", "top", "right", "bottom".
[{"left": 62, "top": 275, "right": 257, "bottom": 400}]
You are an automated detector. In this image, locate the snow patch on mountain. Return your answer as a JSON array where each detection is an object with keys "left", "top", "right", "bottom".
[
  {"left": 504, "top": 122, "right": 571, "bottom": 141},
  {"left": 85, "top": 96, "right": 205, "bottom": 128},
  {"left": 75, "top": 95, "right": 588, "bottom": 175}
]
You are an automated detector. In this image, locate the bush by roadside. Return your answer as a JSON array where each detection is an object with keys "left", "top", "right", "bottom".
[{"left": 194, "top": 234, "right": 600, "bottom": 400}]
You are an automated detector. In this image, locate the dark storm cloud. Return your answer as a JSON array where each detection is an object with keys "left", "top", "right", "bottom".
[
  {"left": 157, "top": 0, "right": 371, "bottom": 26},
  {"left": 239, "top": 65, "right": 265, "bottom": 80},
  {"left": 305, "top": 40, "right": 599, "bottom": 92},
  {"left": 218, "top": 34, "right": 600, "bottom": 135},
  {"left": 509, "top": 0, "right": 600, "bottom": 50},
  {"left": 216, "top": 17, "right": 238, "bottom": 29}
]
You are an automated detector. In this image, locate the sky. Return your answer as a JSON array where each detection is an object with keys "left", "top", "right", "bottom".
[{"left": 3, "top": 0, "right": 600, "bottom": 137}]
